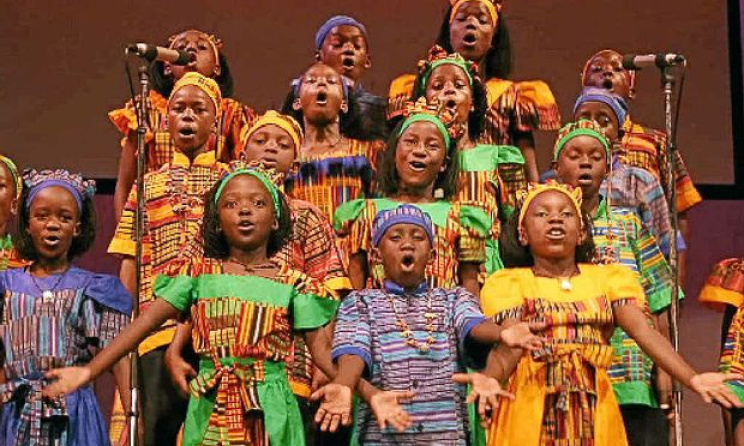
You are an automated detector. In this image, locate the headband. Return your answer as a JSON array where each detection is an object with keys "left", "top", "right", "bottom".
[
  {"left": 169, "top": 72, "right": 223, "bottom": 117},
  {"left": 314, "top": 15, "right": 368, "bottom": 50},
  {"left": 372, "top": 204, "right": 435, "bottom": 247},
  {"left": 553, "top": 119, "right": 611, "bottom": 163},
  {"left": 241, "top": 111, "right": 304, "bottom": 155},
  {"left": 573, "top": 86, "right": 628, "bottom": 125},
  {"left": 23, "top": 169, "right": 96, "bottom": 212},
  {"left": 517, "top": 181, "right": 583, "bottom": 230},
  {"left": 0, "top": 155, "right": 21, "bottom": 200},
  {"left": 449, "top": 0, "right": 500, "bottom": 25},
  {"left": 214, "top": 168, "right": 282, "bottom": 218},
  {"left": 168, "top": 29, "right": 222, "bottom": 68}
]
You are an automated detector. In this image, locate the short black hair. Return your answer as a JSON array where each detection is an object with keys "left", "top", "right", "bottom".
[
  {"left": 436, "top": 7, "right": 513, "bottom": 80},
  {"left": 498, "top": 209, "right": 596, "bottom": 268},
  {"left": 14, "top": 188, "right": 96, "bottom": 261},
  {"left": 376, "top": 120, "right": 460, "bottom": 200},
  {"left": 201, "top": 178, "right": 292, "bottom": 260},
  {"left": 412, "top": 72, "right": 488, "bottom": 141},
  {"left": 150, "top": 52, "right": 235, "bottom": 99}
]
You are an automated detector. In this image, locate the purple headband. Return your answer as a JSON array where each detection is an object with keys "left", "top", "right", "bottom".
[
  {"left": 372, "top": 204, "right": 435, "bottom": 247},
  {"left": 314, "top": 15, "right": 367, "bottom": 50}
]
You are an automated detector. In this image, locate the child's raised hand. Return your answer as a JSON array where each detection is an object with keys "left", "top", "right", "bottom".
[
  {"left": 311, "top": 383, "right": 353, "bottom": 432},
  {"left": 452, "top": 372, "right": 514, "bottom": 428},
  {"left": 43, "top": 367, "right": 91, "bottom": 400},
  {"left": 500, "top": 321, "right": 545, "bottom": 350},
  {"left": 369, "top": 390, "right": 415, "bottom": 432},
  {"left": 689, "top": 372, "right": 744, "bottom": 409}
]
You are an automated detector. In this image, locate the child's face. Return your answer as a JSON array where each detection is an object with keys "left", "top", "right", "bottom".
[
  {"left": 168, "top": 85, "right": 217, "bottom": 157},
  {"left": 373, "top": 223, "right": 433, "bottom": 289},
  {"left": 425, "top": 64, "right": 472, "bottom": 124},
  {"left": 294, "top": 64, "right": 346, "bottom": 125},
  {"left": 165, "top": 30, "right": 221, "bottom": 80},
  {"left": 318, "top": 25, "right": 371, "bottom": 84},
  {"left": 583, "top": 51, "right": 633, "bottom": 100},
  {"left": 0, "top": 165, "right": 17, "bottom": 230},
  {"left": 395, "top": 122, "right": 447, "bottom": 193},
  {"left": 555, "top": 136, "right": 608, "bottom": 200},
  {"left": 242, "top": 125, "right": 296, "bottom": 175},
  {"left": 521, "top": 190, "right": 582, "bottom": 261},
  {"left": 26, "top": 186, "right": 80, "bottom": 262},
  {"left": 574, "top": 102, "right": 620, "bottom": 143},
  {"left": 449, "top": 1, "right": 496, "bottom": 62},
  {"left": 217, "top": 175, "right": 278, "bottom": 255}
]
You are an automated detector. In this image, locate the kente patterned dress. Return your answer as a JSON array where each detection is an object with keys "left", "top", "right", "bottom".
[
  {"left": 457, "top": 144, "right": 525, "bottom": 274},
  {"left": 0, "top": 267, "right": 131, "bottom": 446},
  {"left": 275, "top": 197, "right": 351, "bottom": 399},
  {"left": 619, "top": 118, "right": 702, "bottom": 213},
  {"left": 155, "top": 258, "right": 340, "bottom": 446},
  {"left": 332, "top": 282, "right": 486, "bottom": 445},
  {"left": 284, "top": 139, "right": 384, "bottom": 223},
  {"left": 480, "top": 264, "right": 645, "bottom": 446},
  {"left": 108, "top": 90, "right": 256, "bottom": 166},
  {"left": 699, "top": 258, "right": 744, "bottom": 401},
  {"left": 388, "top": 75, "right": 561, "bottom": 144},
  {"left": 591, "top": 200, "right": 678, "bottom": 407},
  {"left": 334, "top": 198, "right": 489, "bottom": 289}
]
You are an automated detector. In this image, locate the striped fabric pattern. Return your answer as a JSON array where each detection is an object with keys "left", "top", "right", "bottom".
[
  {"left": 285, "top": 139, "right": 384, "bottom": 222},
  {"left": 332, "top": 286, "right": 485, "bottom": 444},
  {"left": 109, "top": 150, "right": 224, "bottom": 355}
]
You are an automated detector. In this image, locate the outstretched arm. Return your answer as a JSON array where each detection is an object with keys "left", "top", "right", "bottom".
[
  {"left": 44, "top": 299, "right": 180, "bottom": 398},
  {"left": 615, "top": 304, "right": 743, "bottom": 408}
]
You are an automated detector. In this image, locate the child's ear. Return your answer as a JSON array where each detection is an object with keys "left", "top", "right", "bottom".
[
  {"left": 340, "top": 99, "right": 349, "bottom": 115},
  {"left": 292, "top": 98, "right": 302, "bottom": 112}
]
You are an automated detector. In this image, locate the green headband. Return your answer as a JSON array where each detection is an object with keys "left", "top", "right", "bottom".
[
  {"left": 553, "top": 128, "right": 611, "bottom": 163},
  {"left": 214, "top": 169, "right": 282, "bottom": 218},
  {"left": 398, "top": 114, "right": 451, "bottom": 147},
  {"left": 417, "top": 59, "right": 474, "bottom": 97}
]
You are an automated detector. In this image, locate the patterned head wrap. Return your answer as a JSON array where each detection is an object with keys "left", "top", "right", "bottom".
[
  {"left": 449, "top": 0, "right": 501, "bottom": 24},
  {"left": 517, "top": 180, "right": 584, "bottom": 231},
  {"left": 553, "top": 119, "right": 611, "bottom": 164},
  {"left": 214, "top": 162, "right": 283, "bottom": 218},
  {"left": 372, "top": 204, "right": 435, "bottom": 247},
  {"left": 397, "top": 97, "right": 465, "bottom": 147},
  {"left": 23, "top": 169, "right": 96, "bottom": 212},
  {"left": 241, "top": 111, "right": 304, "bottom": 155},
  {"left": 415, "top": 45, "right": 480, "bottom": 97},
  {"left": 581, "top": 49, "right": 637, "bottom": 92},
  {"left": 168, "top": 29, "right": 223, "bottom": 68},
  {"left": 314, "top": 15, "right": 368, "bottom": 50},
  {"left": 0, "top": 155, "right": 21, "bottom": 200},
  {"left": 573, "top": 87, "right": 628, "bottom": 125},
  {"left": 169, "top": 72, "right": 223, "bottom": 117}
]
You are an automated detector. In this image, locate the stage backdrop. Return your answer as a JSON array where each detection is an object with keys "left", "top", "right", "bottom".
[{"left": 0, "top": 0, "right": 737, "bottom": 185}]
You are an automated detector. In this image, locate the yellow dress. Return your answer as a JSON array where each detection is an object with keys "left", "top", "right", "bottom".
[{"left": 480, "top": 264, "right": 645, "bottom": 446}]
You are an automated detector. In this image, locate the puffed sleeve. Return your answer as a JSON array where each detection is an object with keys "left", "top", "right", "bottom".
[{"left": 331, "top": 291, "right": 373, "bottom": 375}]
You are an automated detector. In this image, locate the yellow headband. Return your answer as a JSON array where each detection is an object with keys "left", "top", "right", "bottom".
[
  {"left": 169, "top": 72, "right": 223, "bottom": 117},
  {"left": 517, "top": 181, "right": 584, "bottom": 230},
  {"left": 241, "top": 111, "right": 304, "bottom": 155},
  {"left": 449, "top": 0, "right": 500, "bottom": 25}
]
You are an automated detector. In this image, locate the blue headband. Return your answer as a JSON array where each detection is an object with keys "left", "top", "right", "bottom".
[
  {"left": 314, "top": 15, "right": 367, "bottom": 50},
  {"left": 573, "top": 87, "right": 629, "bottom": 124},
  {"left": 372, "top": 204, "right": 435, "bottom": 247}
]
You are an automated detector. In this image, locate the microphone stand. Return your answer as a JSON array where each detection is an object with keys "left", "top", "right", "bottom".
[{"left": 661, "top": 63, "right": 685, "bottom": 446}]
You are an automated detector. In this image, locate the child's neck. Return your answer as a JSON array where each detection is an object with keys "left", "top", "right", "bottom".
[
  {"left": 393, "top": 184, "right": 436, "bottom": 204},
  {"left": 532, "top": 256, "right": 579, "bottom": 278},
  {"left": 32, "top": 256, "right": 70, "bottom": 277},
  {"left": 302, "top": 118, "right": 344, "bottom": 154}
]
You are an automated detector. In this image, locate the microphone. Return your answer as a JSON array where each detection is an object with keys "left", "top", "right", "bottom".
[
  {"left": 126, "top": 44, "right": 195, "bottom": 66},
  {"left": 622, "top": 53, "right": 686, "bottom": 70}
]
